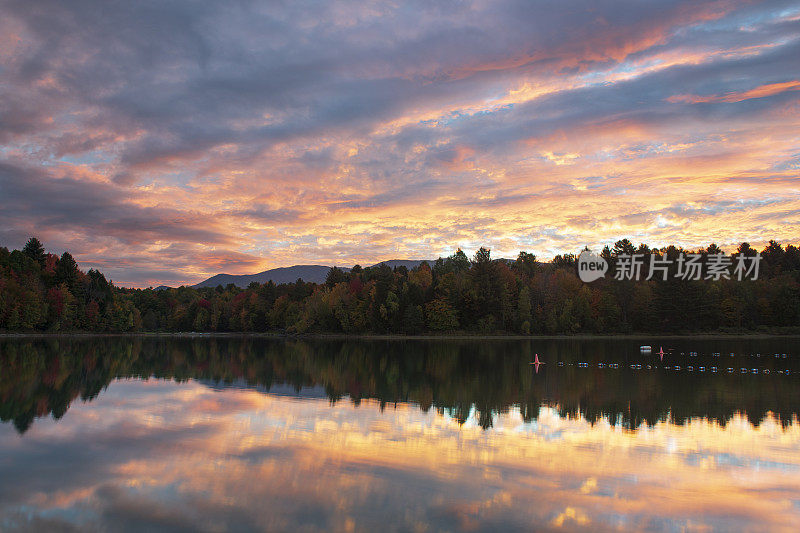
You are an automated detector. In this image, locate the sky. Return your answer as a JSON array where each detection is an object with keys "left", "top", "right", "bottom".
[{"left": 1, "top": 0, "right": 799, "bottom": 287}]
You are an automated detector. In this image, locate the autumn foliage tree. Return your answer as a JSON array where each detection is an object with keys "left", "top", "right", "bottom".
[{"left": 1, "top": 238, "right": 800, "bottom": 334}]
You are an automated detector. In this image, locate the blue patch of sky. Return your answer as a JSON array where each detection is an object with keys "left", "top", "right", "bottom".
[{"left": 58, "top": 152, "right": 113, "bottom": 166}]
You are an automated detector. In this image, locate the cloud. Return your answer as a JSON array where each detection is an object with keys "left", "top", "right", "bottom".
[
  {"left": 668, "top": 80, "right": 800, "bottom": 103},
  {"left": 1, "top": 0, "right": 799, "bottom": 286},
  {"left": 0, "top": 162, "right": 231, "bottom": 246},
  {"left": 2, "top": 379, "right": 800, "bottom": 531}
]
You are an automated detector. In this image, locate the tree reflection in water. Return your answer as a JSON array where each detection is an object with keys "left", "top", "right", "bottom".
[{"left": 1, "top": 336, "right": 799, "bottom": 433}]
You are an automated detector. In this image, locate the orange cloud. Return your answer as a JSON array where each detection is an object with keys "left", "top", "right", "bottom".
[
  {"left": 3, "top": 0, "right": 800, "bottom": 286},
  {"left": 668, "top": 81, "right": 800, "bottom": 104},
  {"left": 10, "top": 382, "right": 800, "bottom": 531}
]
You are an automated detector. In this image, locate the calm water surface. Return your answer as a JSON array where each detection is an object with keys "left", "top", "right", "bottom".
[{"left": 1, "top": 336, "right": 800, "bottom": 532}]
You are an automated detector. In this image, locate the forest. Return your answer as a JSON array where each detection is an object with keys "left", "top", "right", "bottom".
[{"left": 1, "top": 237, "right": 799, "bottom": 334}]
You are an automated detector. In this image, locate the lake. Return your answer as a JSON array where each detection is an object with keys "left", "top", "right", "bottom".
[{"left": 1, "top": 336, "right": 799, "bottom": 532}]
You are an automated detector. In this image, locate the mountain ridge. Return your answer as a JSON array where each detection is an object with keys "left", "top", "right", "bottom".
[{"left": 191, "top": 260, "right": 434, "bottom": 288}]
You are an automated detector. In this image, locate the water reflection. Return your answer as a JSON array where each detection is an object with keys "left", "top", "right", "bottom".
[
  {"left": 1, "top": 337, "right": 800, "bottom": 531},
  {"left": 2, "top": 337, "right": 799, "bottom": 433}
]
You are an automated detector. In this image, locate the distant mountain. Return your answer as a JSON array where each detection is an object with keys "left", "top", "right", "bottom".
[
  {"left": 199, "top": 379, "right": 328, "bottom": 399},
  {"left": 193, "top": 265, "right": 344, "bottom": 288},
  {"left": 193, "top": 259, "right": 435, "bottom": 288}
]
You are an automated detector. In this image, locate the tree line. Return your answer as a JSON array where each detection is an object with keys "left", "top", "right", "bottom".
[{"left": 1, "top": 237, "right": 799, "bottom": 334}]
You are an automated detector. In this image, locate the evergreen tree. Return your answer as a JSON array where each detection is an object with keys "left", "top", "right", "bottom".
[
  {"left": 55, "top": 252, "right": 78, "bottom": 290},
  {"left": 22, "top": 237, "right": 46, "bottom": 267}
]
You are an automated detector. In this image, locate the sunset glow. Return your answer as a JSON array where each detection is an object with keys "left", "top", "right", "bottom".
[
  {"left": 4, "top": 379, "right": 799, "bottom": 531},
  {"left": 1, "top": 1, "right": 799, "bottom": 286}
]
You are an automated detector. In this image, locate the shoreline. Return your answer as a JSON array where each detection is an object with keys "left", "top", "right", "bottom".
[{"left": 1, "top": 331, "right": 799, "bottom": 340}]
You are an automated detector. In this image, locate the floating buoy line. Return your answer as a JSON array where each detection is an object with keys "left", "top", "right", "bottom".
[{"left": 544, "top": 351, "right": 794, "bottom": 376}]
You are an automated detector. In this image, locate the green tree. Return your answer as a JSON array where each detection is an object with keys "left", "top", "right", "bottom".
[
  {"left": 517, "top": 285, "right": 532, "bottom": 333},
  {"left": 402, "top": 305, "right": 424, "bottom": 334},
  {"left": 513, "top": 251, "right": 538, "bottom": 278},
  {"left": 425, "top": 298, "right": 459, "bottom": 330},
  {"left": 612, "top": 239, "right": 636, "bottom": 256},
  {"left": 22, "top": 237, "right": 46, "bottom": 267},
  {"left": 55, "top": 252, "right": 78, "bottom": 290},
  {"left": 470, "top": 247, "right": 501, "bottom": 322},
  {"left": 326, "top": 266, "right": 348, "bottom": 287}
]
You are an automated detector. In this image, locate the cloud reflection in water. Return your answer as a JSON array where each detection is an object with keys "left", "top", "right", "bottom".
[{"left": 1, "top": 377, "right": 799, "bottom": 532}]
